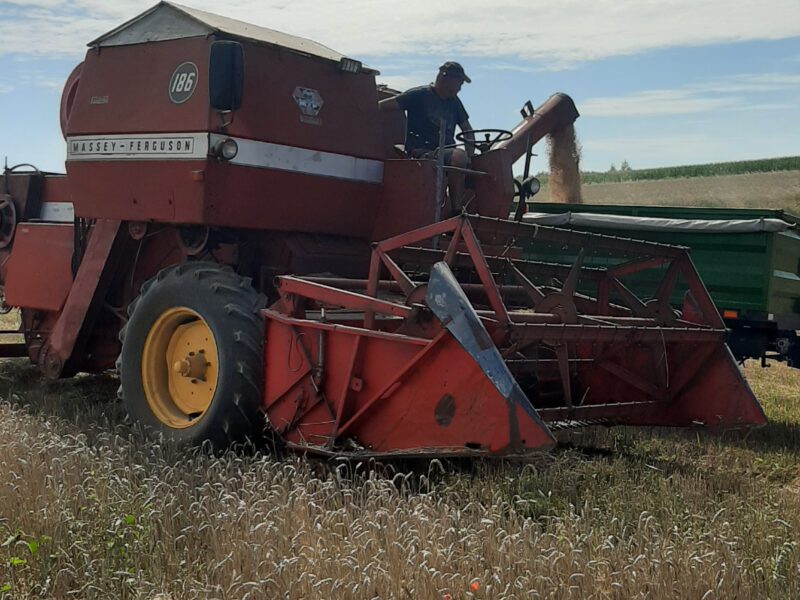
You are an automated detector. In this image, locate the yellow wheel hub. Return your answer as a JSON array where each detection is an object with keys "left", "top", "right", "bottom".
[{"left": 141, "top": 307, "right": 219, "bottom": 429}]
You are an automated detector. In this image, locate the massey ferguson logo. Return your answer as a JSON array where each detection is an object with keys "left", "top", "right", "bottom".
[
  {"left": 293, "top": 87, "right": 323, "bottom": 116},
  {"left": 169, "top": 62, "right": 198, "bottom": 104},
  {"left": 65, "top": 133, "right": 208, "bottom": 161}
]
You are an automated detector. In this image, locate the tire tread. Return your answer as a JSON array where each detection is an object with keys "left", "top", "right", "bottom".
[{"left": 118, "top": 261, "right": 266, "bottom": 448}]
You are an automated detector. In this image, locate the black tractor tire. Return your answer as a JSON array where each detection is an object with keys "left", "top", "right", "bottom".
[{"left": 118, "top": 262, "right": 265, "bottom": 447}]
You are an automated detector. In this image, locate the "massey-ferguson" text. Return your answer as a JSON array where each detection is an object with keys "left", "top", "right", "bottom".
[{"left": 69, "top": 137, "right": 196, "bottom": 156}]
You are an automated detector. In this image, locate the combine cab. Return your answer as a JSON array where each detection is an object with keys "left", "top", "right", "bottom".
[{"left": 0, "top": 2, "right": 765, "bottom": 456}]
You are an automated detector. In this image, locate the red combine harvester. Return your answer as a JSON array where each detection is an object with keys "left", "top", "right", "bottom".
[{"left": 0, "top": 2, "right": 765, "bottom": 456}]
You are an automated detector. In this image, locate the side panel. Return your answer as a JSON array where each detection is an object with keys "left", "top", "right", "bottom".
[
  {"left": 202, "top": 160, "right": 381, "bottom": 236},
  {"left": 65, "top": 39, "right": 211, "bottom": 135},
  {"left": 229, "top": 43, "right": 385, "bottom": 160},
  {"left": 5, "top": 224, "right": 74, "bottom": 312},
  {"left": 65, "top": 38, "right": 211, "bottom": 222},
  {"left": 210, "top": 41, "right": 386, "bottom": 235},
  {"left": 767, "top": 229, "right": 800, "bottom": 317},
  {"left": 472, "top": 149, "right": 516, "bottom": 218},
  {"left": 68, "top": 160, "right": 207, "bottom": 222},
  {"left": 263, "top": 316, "right": 556, "bottom": 455},
  {"left": 40, "top": 175, "right": 74, "bottom": 221},
  {"left": 372, "top": 159, "right": 436, "bottom": 241},
  {"left": 528, "top": 202, "right": 794, "bottom": 314}
]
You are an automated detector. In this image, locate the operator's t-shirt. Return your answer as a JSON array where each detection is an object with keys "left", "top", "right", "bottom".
[{"left": 395, "top": 85, "right": 469, "bottom": 154}]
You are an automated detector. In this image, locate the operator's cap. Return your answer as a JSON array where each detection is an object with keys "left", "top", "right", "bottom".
[{"left": 439, "top": 61, "right": 471, "bottom": 83}]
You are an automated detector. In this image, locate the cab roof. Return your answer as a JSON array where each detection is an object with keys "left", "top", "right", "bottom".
[{"left": 89, "top": 1, "right": 378, "bottom": 74}]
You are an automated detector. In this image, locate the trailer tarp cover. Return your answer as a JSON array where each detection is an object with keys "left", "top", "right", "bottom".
[{"left": 523, "top": 211, "right": 795, "bottom": 233}]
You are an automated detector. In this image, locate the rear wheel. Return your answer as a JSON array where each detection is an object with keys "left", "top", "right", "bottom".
[{"left": 118, "top": 262, "right": 265, "bottom": 447}]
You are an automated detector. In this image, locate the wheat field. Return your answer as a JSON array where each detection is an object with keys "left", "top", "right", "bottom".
[
  {"left": 0, "top": 358, "right": 798, "bottom": 599},
  {"left": 542, "top": 170, "right": 800, "bottom": 214}
]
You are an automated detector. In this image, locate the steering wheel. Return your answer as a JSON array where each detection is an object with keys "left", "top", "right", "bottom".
[{"left": 456, "top": 128, "right": 514, "bottom": 154}]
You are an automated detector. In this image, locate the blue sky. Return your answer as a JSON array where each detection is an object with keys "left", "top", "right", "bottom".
[{"left": 0, "top": 0, "right": 798, "bottom": 174}]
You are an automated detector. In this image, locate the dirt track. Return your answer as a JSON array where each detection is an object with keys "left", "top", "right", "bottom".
[{"left": 542, "top": 169, "right": 800, "bottom": 213}]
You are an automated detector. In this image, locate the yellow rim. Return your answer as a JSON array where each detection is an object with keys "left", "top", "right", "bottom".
[{"left": 141, "top": 307, "right": 219, "bottom": 429}]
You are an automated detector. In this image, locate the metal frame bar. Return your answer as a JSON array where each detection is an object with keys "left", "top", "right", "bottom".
[
  {"left": 511, "top": 323, "right": 725, "bottom": 344},
  {"left": 263, "top": 310, "right": 429, "bottom": 346},
  {"left": 330, "top": 335, "right": 363, "bottom": 446},
  {"left": 377, "top": 251, "right": 415, "bottom": 296},
  {"left": 277, "top": 276, "right": 413, "bottom": 319},
  {"left": 460, "top": 219, "right": 511, "bottom": 326}
]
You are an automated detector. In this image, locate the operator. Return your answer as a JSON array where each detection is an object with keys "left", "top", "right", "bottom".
[{"left": 379, "top": 61, "right": 475, "bottom": 216}]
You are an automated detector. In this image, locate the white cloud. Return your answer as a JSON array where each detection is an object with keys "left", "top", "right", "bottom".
[
  {"left": 478, "top": 63, "right": 554, "bottom": 74},
  {"left": 0, "top": 0, "right": 798, "bottom": 66},
  {"left": 692, "top": 73, "right": 800, "bottom": 94},
  {"left": 582, "top": 90, "right": 740, "bottom": 117},
  {"left": 0, "top": 70, "right": 64, "bottom": 94},
  {"left": 377, "top": 73, "right": 430, "bottom": 93},
  {"left": 727, "top": 102, "right": 795, "bottom": 112},
  {"left": 17, "top": 72, "right": 64, "bottom": 91},
  {"left": 582, "top": 72, "right": 800, "bottom": 117}
]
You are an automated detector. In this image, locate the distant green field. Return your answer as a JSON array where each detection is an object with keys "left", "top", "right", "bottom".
[{"left": 537, "top": 156, "right": 800, "bottom": 184}]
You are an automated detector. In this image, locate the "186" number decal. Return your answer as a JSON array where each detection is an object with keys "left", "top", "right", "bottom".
[{"left": 169, "top": 62, "right": 198, "bottom": 104}]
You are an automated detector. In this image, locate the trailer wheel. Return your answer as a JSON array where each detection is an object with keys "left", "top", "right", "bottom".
[{"left": 118, "top": 262, "right": 265, "bottom": 447}]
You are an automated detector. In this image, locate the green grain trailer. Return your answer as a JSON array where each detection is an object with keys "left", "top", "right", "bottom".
[{"left": 521, "top": 203, "right": 800, "bottom": 368}]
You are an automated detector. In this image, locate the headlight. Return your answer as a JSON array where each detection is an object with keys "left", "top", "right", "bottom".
[
  {"left": 523, "top": 176, "right": 541, "bottom": 197},
  {"left": 214, "top": 138, "right": 238, "bottom": 161},
  {"left": 338, "top": 58, "right": 362, "bottom": 74}
]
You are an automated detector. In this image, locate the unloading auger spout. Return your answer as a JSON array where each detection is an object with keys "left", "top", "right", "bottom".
[{"left": 493, "top": 93, "right": 580, "bottom": 163}]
